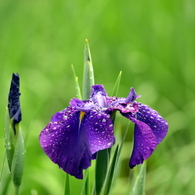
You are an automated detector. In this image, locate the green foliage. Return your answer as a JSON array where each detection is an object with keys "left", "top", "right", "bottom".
[
  {"left": 71, "top": 64, "right": 82, "bottom": 99},
  {"left": 104, "top": 145, "right": 119, "bottom": 195},
  {"left": 11, "top": 128, "right": 25, "bottom": 194},
  {"left": 111, "top": 71, "right": 122, "bottom": 96},
  {"left": 3, "top": 106, "right": 25, "bottom": 195},
  {"left": 95, "top": 149, "right": 109, "bottom": 195},
  {"left": 83, "top": 39, "right": 95, "bottom": 99},
  {"left": 64, "top": 173, "right": 70, "bottom": 195},
  {"left": 4, "top": 108, "right": 15, "bottom": 172},
  {"left": 131, "top": 162, "right": 146, "bottom": 195}
]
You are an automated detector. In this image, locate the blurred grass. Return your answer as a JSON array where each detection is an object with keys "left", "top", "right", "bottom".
[{"left": 1, "top": 0, "right": 195, "bottom": 194}]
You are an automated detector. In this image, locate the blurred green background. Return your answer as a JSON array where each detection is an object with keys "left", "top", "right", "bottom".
[{"left": 1, "top": 0, "right": 195, "bottom": 194}]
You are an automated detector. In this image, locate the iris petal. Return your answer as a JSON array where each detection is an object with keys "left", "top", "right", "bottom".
[
  {"left": 118, "top": 102, "right": 168, "bottom": 168},
  {"left": 125, "top": 87, "right": 141, "bottom": 102},
  {"left": 39, "top": 107, "right": 115, "bottom": 179},
  {"left": 82, "top": 110, "right": 115, "bottom": 154},
  {"left": 129, "top": 117, "right": 157, "bottom": 168},
  {"left": 90, "top": 85, "right": 108, "bottom": 108},
  {"left": 136, "top": 103, "right": 168, "bottom": 144},
  {"left": 39, "top": 108, "right": 92, "bottom": 179}
]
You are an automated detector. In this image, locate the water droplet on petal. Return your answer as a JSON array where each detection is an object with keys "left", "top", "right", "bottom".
[
  {"left": 108, "top": 124, "right": 113, "bottom": 130},
  {"left": 63, "top": 115, "right": 68, "bottom": 120},
  {"left": 102, "top": 118, "right": 106, "bottom": 123}
]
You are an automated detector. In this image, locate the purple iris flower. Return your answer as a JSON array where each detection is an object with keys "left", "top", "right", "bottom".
[{"left": 39, "top": 85, "right": 168, "bottom": 179}]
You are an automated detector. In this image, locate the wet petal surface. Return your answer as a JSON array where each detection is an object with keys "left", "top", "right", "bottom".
[
  {"left": 39, "top": 108, "right": 92, "bottom": 179},
  {"left": 40, "top": 106, "right": 115, "bottom": 179},
  {"left": 136, "top": 103, "right": 168, "bottom": 144},
  {"left": 82, "top": 110, "right": 115, "bottom": 154},
  {"left": 129, "top": 118, "right": 157, "bottom": 168}
]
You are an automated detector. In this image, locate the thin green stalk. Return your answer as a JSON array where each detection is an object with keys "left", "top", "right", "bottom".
[
  {"left": 64, "top": 173, "right": 70, "bottom": 195},
  {"left": 15, "top": 186, "right": 20, "bottom": 195},
  {"left": 71, "top": 64, "right": 82, "bottom": 99},
  {"left": 95, "top": 149, "right": 109, "bottom": 195},
  {"left": 80, "top": 170, "right": 89, "bottom": 195},
  {"left": 84, "top": 171, "right": 89, "bottom": 195},
  {"left": 83, "top": 39, "right": 94, "bottom": 99},
  {"left": 104, "top": 145, "right": 119, "bottom": 195},
  {"left": 130, "top": 162, "right": 146, "bottom": 195},
  {"left": 111, "top": 71, "right": 122, "bottom": 96},
  {"left": 0, "top": 153, "right": 11, "bottom": 195}
]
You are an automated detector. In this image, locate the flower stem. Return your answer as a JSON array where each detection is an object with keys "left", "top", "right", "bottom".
[{"left": 15, "top": 186, "right": 20, "bottom": 195}]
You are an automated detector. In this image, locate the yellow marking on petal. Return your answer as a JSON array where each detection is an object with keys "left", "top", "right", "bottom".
[{"left": 79, "top": 111, "right": 86, "bottom": 123}]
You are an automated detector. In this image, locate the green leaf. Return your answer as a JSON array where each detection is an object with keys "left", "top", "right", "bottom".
[
  {"left": 71, "top": 64, "right": 82, "bottom": 99},
  {"left": 104, "top": 123, "right": 130, "bottom": 195},
  {"left": 95, "top": 149, "right": 109, "bottom": 195},
  {"left": 118, "top": 122, "right": 130, "bottom": 161},
  {"left": 0, "top": 153, "right": 11, "bottom": 195},
  {"left": 110, "top": 71, "right": 122, "bottom": 124},
  {"left": 4, "top": 108, "right": 15, "bottom": 172},
  {"left": 84, "top": 170, "right": 89, "bottom": 195},
  {"left": 104, "top": 145, "right": 119, "bottom": 195},
  {"left": 11, "top": 126, "right": 25, "bottom": 191},
  {"left": 130, "top": 162, "right": 146, "bottom": 195},
  {"left": 83, "top": 39, "right": 95, "bottom": 100},
  {"left": 80, "top": 169, "right": 89, "bottom": 195},
  {"left": 111, "top": 71, "right": 122, "bottom": 96},
  {"left": 64, "top": 173, "right": 71, "bottom": 195}
]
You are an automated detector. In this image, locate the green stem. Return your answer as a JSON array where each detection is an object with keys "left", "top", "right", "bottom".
[
  {"left": 84, "top": 170, "right": 89, "bottom": 195},
  {"left": 15, "top": 186, "right": 20, "bottom": 195}
]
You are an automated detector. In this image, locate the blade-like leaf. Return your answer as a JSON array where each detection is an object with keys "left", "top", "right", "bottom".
[
  {"left": 83, "top": 39, "right": 95, "bottom": 99},
  {"left": 111, "top": 71, "right": 122, "bottom": 96},
  {"left": 11, "top": 126, "right": 25, "bottom": 192},
  {"left": 64, "top": 173, "right": 71, "bottom": 195},
  {"left": 80, "top": 169, "right": 89, "bottom": 195},
  {"left": 117, "top": 122, "right": 130, "bottom": 161},
  {"left": 130, "top": 162, "right": 146, "bottom": 195},
  {"left": 104, "top": 122, "right": 130, "bottom": 195},
  {"left": 104, "top": 145, "right": 119, "bottom": 195},
  {"left": 0, "top": 154, "right": 11, "bottom": 195},
  {"left": 4, "top": 108, "right": 15, "bottom": 172},
  {"left": 71, "top": 64, "right": 82, "bottom": 99},
  {"left": 110, "top": 71, "right": 122, "bottom": 122},
  {"left": 84, "top": 170, "right": 89, "bottom": 195},
  {"left": 95, "top": 149, "right": 109, "bottom": 195}
]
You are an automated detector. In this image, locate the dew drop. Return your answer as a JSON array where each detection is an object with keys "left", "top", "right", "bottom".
[
  {"left": 108, "top": 124, "right": 113, "bottom": 130},
  {"left": 102, "top": 118, "right": 106, "bottom": 123},
  {"left": 6, "top": 142, "right": 11, "bottom": 150},
  {"left": 63, "top": 115, "right": 68, "bottom": 120}
]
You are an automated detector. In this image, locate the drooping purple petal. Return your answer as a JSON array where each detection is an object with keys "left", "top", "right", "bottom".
[
  {"left": 39, "top": 107, "right": 92, "bottom": 179},
  {"left": 121, "top": 103, "right": 168, "bottom": 168},
  {"left": 82, "top": 110, "right": 115, "bottom": 154},
  {"left": 129, "top": 117, "right": 157, "bottom": 168},
  {"left": 136, "top": 103, "right": 168, "bottom": 144}
]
